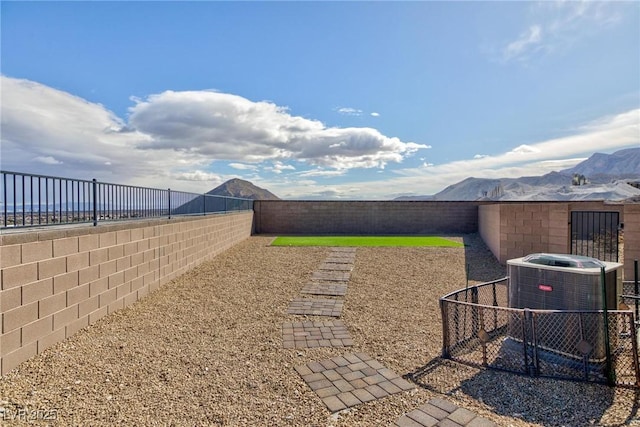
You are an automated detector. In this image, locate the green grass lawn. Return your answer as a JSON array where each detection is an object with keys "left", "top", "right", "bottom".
[{"left": 270, "top": 236, "right": 464, "bottom": 247}]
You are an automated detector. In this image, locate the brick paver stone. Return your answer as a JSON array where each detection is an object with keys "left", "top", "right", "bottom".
[
  {"left": 437, "top": 419, "right": 464, "bottom": 427},
  {"left": 324, "top": 257, "right": 355, "bottom": 264},
  {"left": 429, "top": 398, "right": 458, "bottom": 413},
  {"left": 467, "top": 417, "right": 499, "bottom": 427},
  {"left": 448, "top": 408, "right": 477, "bottom": 425},
  {"left": 318, "top": 263, "right": 353, "bottom": 271},
  {"left": 316, "top": 386, "right": 340, "bottom": 398},
  {"left": 322, "top": 396, "right": 347, "bottom": 412},
  {"left": 295, "top": 353, "right": 414, "bottom": 413},
  {"left": 300, "top": 282, "right": 348, "bottom": 296},
  {"left": 287, "top": 298, "right": 344, "bottom": 317},
  {"left": 395, "top": 399, "right": 498, "bottom": 427},
  {"left": 420, "top": 403, "right": 449, "bottom": 420},
  {"left": 396, "top": 415, "right": 425, "bottom": 427},
  {"left": 311, "top": 271, "right": 351, "bottom": 282},
  {"left": 406, "top": 410, "right": 438, "bottom": 427},
  {"left": 282, "top": 320, "right": 353, "bottom": 348}
]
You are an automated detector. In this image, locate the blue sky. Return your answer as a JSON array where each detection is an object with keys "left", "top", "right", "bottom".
[{"left": 1, "top": 1, "right": 638, "bottom": 199}]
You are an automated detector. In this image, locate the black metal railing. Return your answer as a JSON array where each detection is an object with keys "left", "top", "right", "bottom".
[
  {"left": 570, "top": 211, "right": 620, "bottom": 262},
  {"left": 1, "top": 171, "right": 253, "bottom": 229},
  {"left": 440, "top": 279, "right": 639, "bottom": 387},
  {"left": 621, "top": 261, "right": 640, "bottom": 328}
]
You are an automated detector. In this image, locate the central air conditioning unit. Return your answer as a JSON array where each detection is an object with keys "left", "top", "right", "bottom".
[
  {"left": 506, "top": 253, "right": 623, "bottom": 360},
  {"left": 507, "top": 253, "right": 622, "bottom": 311}
]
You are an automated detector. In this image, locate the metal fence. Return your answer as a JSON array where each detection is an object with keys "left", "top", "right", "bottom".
[
  {"left": 570, "top": 211, "right": 620, "bottom": 262},
  {"left": 1, "top": 171, "right": 254, "bottom": 229},
  {"left": 623, "top": 281, "right": 640, "bottom": 326},
  {"left": 440, "top": 279, "right": 639, "bottom": 387}
]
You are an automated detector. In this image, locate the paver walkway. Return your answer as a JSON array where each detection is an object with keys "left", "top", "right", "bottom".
[
  {"left": 285, "top": 247, "right": 495, "bottom": 426},
  {"left": 311, "top": 270, "right": 351, "bottom": 281},
  {"left": 282, "top": 320, "right": 353, "bottom": 349},
  {"left": 396, "top": 398, "right": 497, "bottom": 427},
  {"left": 287, "top": 298, "right": 344, "bottom": 317},
  {"left": 323, "top": 257, "right": 356, "bottom": 264},
  {"left": 300, "top": 282, "right": 348, "bottom": 296},
  {"left": 295, "top": 352, "right": 414, "bottom": 413},
  {"left": 318, "top": 262, "right": 353, "bottom": 271}
]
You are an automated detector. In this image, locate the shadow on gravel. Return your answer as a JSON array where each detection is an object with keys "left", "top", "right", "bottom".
[
  {"left": 461, "top": 234, "right": 506, "bottom": 283},
  {"left": 407, "top": 357, "right": 640, "bottom": 427}
]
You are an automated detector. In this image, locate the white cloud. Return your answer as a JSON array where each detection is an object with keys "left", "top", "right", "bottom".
[
  {"left": 474, "top": 154, "right": 488, "bottom": 159},
  {"left": 504, "top": 25, "right": 542, "bottom": 61},
  {"left": 0, "top": 77, "right": 186, "bottom": 187},
  {"left": 1, "top": 76, "right": 427, "bottom": 192},
  {"left": 370, "top": 112, "right": 380, "bottom": 117},
  {"left": 129, "top": 90, "right": 427, "bottom": 169},
  {"left": 297, "top": 169, "right": 346, "bottom": 178},
  {"left": 34, "top": 156, "right": 63, "bottom": 165},
  {"left": 264, "top": 161, "right": 295, "bottom": 174},
  {"left": 502, "top": 2, "right": 627, "bottom": 63},
  {"left": 336, "top": 107, "right": 363, "bottom": 116},
  {"left": 229, "top": 163, "right": 258, "bottom": 171},
  {"left": 508, "top": 144, "right": 541, "bottom": 154},
  {"left": 172, "top": 170, "right": 223, "bottom": 183}
]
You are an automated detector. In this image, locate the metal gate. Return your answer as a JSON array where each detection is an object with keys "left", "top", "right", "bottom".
[{"left": 570, "top": 211, "right": 620, "bottom": 262}]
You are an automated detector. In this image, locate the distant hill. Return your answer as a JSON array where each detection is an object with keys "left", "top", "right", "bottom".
[
  {"left": 395, "top": 147, "right": 640, "bottom": 202},
  {"left": 563, "top": 148, "right": 640, "bottom": 176},
  {"left": 208, "top": 178, "right": 280, "bottom": 200},
  {"left": 172, "top": 178, "right": 279, "bottom": 214}
]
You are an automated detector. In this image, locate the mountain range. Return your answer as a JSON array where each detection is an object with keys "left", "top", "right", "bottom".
[
  {"left": 185, "top": 149, "right": 639, "bottom": 202},
  {"left": 395, "top": 147, "right": 640, "bottom": 202}
]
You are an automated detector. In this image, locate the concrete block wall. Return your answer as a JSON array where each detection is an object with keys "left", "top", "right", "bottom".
[
  {"left": 254, "top": 201, "right": 480, "bottom": 235},
  {"left": 478, "top": 201, "right": 631, "bottom": 269},
  {"left": 0, "top": 211, "right": 253, "bottom": 375},
  {"left": 624, "top": 204, "right": 640, "bottom": 281},
  {"left": 496, "top": 203, "right": 559, "bottom": 262}
]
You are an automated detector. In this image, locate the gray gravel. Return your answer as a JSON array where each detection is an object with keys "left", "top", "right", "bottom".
[{"left": 0, "top": 234, "right": 637, "bottom": 426}]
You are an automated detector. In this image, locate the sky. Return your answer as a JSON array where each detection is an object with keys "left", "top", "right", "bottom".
[{"left": 1, "top": 1, "right": 639, "bottom": 200}]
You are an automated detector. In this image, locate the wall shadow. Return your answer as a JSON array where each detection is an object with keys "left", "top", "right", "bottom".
[
  {"left": 461, "top": 234, "right": 507, "bottom": 283},
  {"left": 407, "top": 357, "right": 639, "bottom": 427}
]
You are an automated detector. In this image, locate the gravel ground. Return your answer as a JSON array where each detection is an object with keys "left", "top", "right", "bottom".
[{"left": 1, "top": 234, "right": 638, "bottom": 426}]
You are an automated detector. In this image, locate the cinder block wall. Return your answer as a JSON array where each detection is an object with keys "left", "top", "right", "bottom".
[
  {"left": 253, "top": 201, "right": 480, "bottom": 234},
  {"left": 0, "top": 211, "right": 253, "bottom": 375},
  {"left": 496, "top": 202, "right": 561, "bottom": 262},
  {"left": 624, "top": 204, "right": 640, "bottom": 281},
  {"left": 478, "top": 202, "right": 629, "bottom": 268}
]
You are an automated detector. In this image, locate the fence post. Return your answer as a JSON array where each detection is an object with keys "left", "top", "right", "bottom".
[
  {"left": 92, "top": 179, "right": 98, "bottom": 226},
  {"left": 635, "top": 260, "right": 639, "bottom": 322},
  {"left": 440, "top": 298, "right": 450, "bottom": 358},
  {"left": 3, "top": 172, "right": 7, "bottom": 228},
  {"left": 522, "top": 309, "right": 532, "bottom": 375},
  {"left": 471, "top": 286, "right": 479, "bottom": 336},
  {"left": 168, "top": 189, "right": 171, "bottom": 219},
  {"left": 629, "top": 313, "right": 640, "bottom": 387},
  {"left": 601, "top": 267, "right": 615, "bottom": 385}
]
